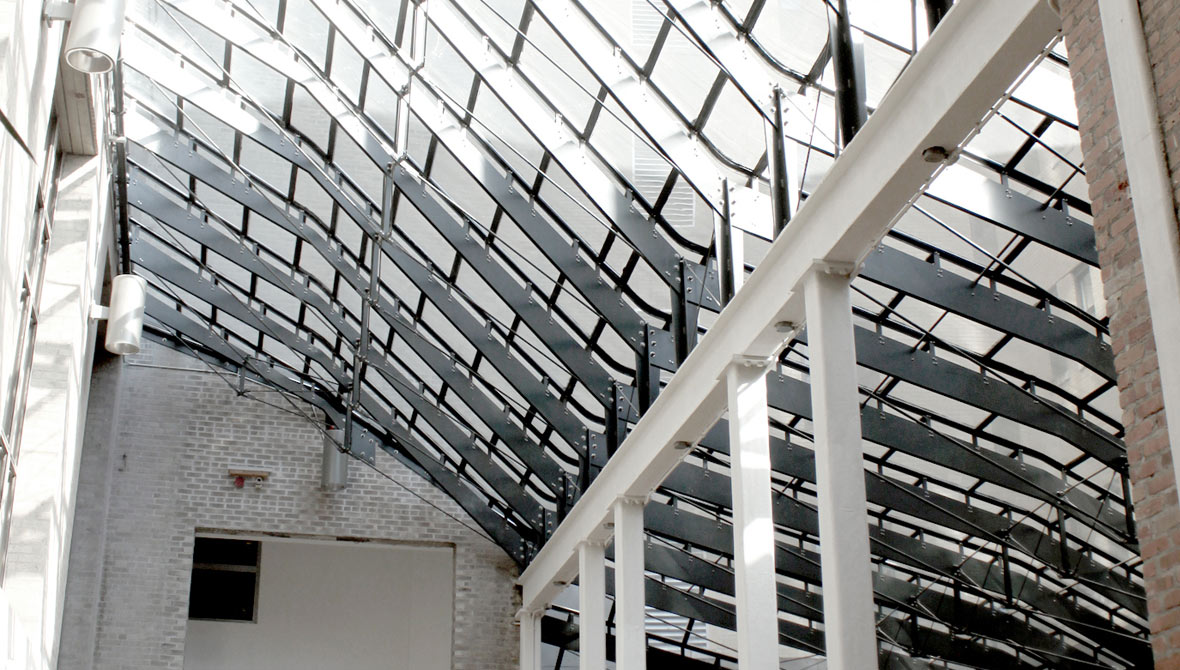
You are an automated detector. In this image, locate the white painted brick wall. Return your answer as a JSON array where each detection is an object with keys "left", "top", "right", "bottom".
[{"left": 67, "top": 343, "right": 519, "bottom": 670}]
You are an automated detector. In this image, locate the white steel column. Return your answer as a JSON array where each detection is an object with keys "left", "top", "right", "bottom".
[
  {"left": 613, "top": 497, "right": 647, "bottom": 670},
  {"left": 578, "top": 540, "right": 607, "bottom": 670},
  {"left": 519, "top": 609, "right": 542, "bottom": 670},
  {"left": 725, "top": 358, "right": 780, "bottom": 669},
  {"left": 802, "top": 266, "right": 877, "bottom": 669},
  {"left": 1098, "top": 0, "right": 1180, "bottom": 487}
]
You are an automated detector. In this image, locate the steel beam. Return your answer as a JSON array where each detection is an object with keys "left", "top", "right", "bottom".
[
  {"left": 154, "top": 0, "right": 620, "bottom": 407},
  {"left": 518, "top": 0, "right": 1061, "bottom": 612},
  {"left": 669, "top": 0, "right": 1096, "bottom": 268},
  {"left": 126, "top": 136, "right": 570, "bottom": 487},
  {"left": 860, "top": 243, "right": 1114, "bottom": 380},
  {"left": 923, "top": 170, "right": 1099, "bottom": 266},
  {"left": 531, "top": 0, "right": 730, "bottom": 214},
  {"left": 639, "top": 505, "right": 1145, "bottom": 666},
  {"left": 925, "top": 0, "right": 955, "bottom": 32},
  {"left": 420, "top": 0, "right": 697, "bottom": 295},
  {"left": 141, "top": 298, "right": 536, "bottom": 559},
  {"left": 828, "top": 0, "right": 868, "bottom": 147},
  {"left": 654, "top": 461, "right": 1147, "bottom": 660},
  {"left": 121, "top": 54, "right": 596, "bottom": 448}
]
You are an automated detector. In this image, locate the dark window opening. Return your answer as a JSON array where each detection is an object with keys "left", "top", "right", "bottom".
[{"left": 188, "top": 537, "right": 260, "bottom": 622}]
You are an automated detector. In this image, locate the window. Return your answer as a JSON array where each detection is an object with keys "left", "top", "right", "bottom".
[
  {"left": 188, "top": 537, "right": 261, "bottom": 622},
  {"left": 0, "top": 128, "right": 60, "bottom": 581}
]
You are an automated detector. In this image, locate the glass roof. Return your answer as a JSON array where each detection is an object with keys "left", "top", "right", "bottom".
[{"left": 114, "top": 0, "right": 1145, "bottom": 666}]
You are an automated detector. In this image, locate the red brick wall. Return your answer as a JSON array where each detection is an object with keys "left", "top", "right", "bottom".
[{"left": 1060, "top": 0, "right": 1180, "bottom": 665}]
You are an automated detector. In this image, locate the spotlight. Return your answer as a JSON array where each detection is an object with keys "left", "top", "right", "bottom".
[
  {"left": 63, "top": 0, "right": 127, "bottom": 74},
  {"left": 91, "top": 274, "right": 147, "bottom": 355}
]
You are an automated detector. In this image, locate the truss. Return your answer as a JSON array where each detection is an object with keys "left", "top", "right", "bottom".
[{"left": 114, "top": 0, "right": 1147, "bottom": 666}]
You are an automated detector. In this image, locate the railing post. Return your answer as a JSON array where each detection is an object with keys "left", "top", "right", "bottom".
[
  {"left": 725, "top": 357, "right": 780, "bottom": 669},
  {"left": 578, "top": 540, "right": 607, "bottom": 670},
  {"left": 613, "top": 496, "right": 647, "bottom": 670},
  {"left": 802, "top": 264, "right": 877, "bottom": 669}
]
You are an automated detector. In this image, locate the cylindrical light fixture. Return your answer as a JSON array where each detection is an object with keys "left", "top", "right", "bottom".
[
  {"left": 63, "top": 0, "right": 127, "bottom": 74},
  {"left": 321, "top": 428, "right": 349, "bottom": 490},
  {"left": 104, "top": 274, "right": 146, "bottom": 355}
]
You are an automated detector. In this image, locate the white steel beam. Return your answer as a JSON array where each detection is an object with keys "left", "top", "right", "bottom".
[
  {"left": 725, "top": 358, "right": 780, "bottom": 670},
  {"left": 578, "top": 541, "right": 607, "bottom": 670},
  {"left": 1097, "top": 0, "right": 1180, "bottom": 489},
  {"left": 518, "top": 0, "right": 1060, "bottom": 613},
  {"left": 802, "top": 266, "right": 877, "bottom": 669},
  {"left": 613, "top": 497, "right": 647, "bottom": 670}
]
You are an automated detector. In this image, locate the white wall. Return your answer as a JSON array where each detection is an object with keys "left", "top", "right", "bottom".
[
  {"left": 184, "top": 539, "right": 454, "bottom": 670},
  {"left": 0, "top": 2, "right": 111, "bottom": 668}
]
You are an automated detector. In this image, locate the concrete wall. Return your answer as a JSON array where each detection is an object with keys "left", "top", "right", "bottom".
[
  {"left": 1059, "top": 0, "right": 1180, "bottom": 665},
  {"left": 61, "top": 343, "right": 519, "bottom": 670},
  {"left": 184, "top": 539, "right": 454, "bottom": 670}
]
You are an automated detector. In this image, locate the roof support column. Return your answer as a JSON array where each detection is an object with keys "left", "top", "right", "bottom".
[
  {"left": 828, "top": 0, "right": 867, "bottom": 147},
  {"left": 715, "top": 181, "right": 744, "bottom": 306},
  {"left": 345, "top": 162, "right": 394, "bottom": 447},
  {"left": 924, "top": 0, "right": 954, "bottom": 33},
  {"left": 578, "top": 540, "right": 607, "bottom": 670},
  {"left": 766, "top": 89, "right": 798, "bottom": 238},
  {"left": 518, "top": 608, "right": 542, "bottom": 670},
  {"left": 613, "top": 496, "right": 647, "bottom": 670},
  {"left": 725, "top": 357, "right": 780, "bottom": 669},
  {"left": 802, "top": 264, "right": 876, "bottom": 669}
]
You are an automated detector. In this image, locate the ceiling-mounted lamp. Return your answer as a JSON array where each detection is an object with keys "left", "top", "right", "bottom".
[
  {"left": 45, "top": 0, "right": 127, "bottom": 74},
  {"left": 91, "top": 274, "right": 147, "bottom": 355}
]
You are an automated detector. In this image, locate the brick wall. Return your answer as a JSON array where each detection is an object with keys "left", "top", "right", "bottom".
[
  {"left": 1059, "top": 0, "right": 1180, "bottom": 664},
  {"left": 65, "top": 344, "right": 520, "bottom": 670}
]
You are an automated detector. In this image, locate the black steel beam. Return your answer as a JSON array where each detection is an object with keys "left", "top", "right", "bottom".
[{"left": 828, "top": 0, "right": 867, "bottom": 147}]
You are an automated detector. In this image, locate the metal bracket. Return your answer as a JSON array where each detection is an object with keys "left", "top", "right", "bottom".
[
  {"left": 89, "top": 303, "right": 110, "bottom": 321},
  {"left": 812, "top": 259, "right": 858, "bottom": 277},
  {"left": 350, "top": 425, "right": 378, "bottom": 465},
  {"left": 729, "top": 354, "right": 774, "bottom": 369},
  {"left": 43, "top": 1, "right": 74, "bottom": 22}
]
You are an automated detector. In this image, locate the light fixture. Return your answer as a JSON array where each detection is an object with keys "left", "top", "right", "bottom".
[
  {"left": 91, "top": 273, "right": 146, "bottom": 355},
  {"left": 227, "top": 469, "right": 269, "bottom": 490},
  {"left": 62, "top": 0, "right": 128, "bottom": 74},
  {"left": 321, "top": 428, "right": 349, "bottom": 490},
  {"left": 921, "top": 145, "right": 951, "bottom": 163}
]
